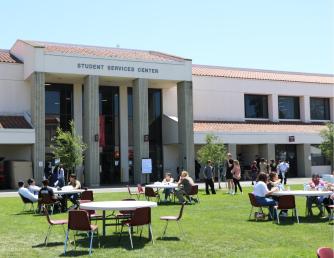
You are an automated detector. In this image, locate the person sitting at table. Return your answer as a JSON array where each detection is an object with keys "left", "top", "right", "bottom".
[
  {"left": 39, "top": 179, "right": 63, "bottom": 212},
  {"left": 253, "top": 172, "right": 279, "bottom": 220},
  {"left": 175, "top": 171, "right": 195, "bottom": 204},
  {"left": 162, "top": 172, "right": 174, "bottom": 202},
  {"left": 306, "top": 174, "right": 325, "bottom": 216},
  {"left": 67, "top": 174, "right": 81, "bottom": 209},
  {"left": 267, "top": 172, "right": 282, "bottom": 191},
  {"left": 27, "top": 178, "right": 41, "bottom": 195},
  {"left": 322, "top": 182, "right": 334, "bottom": 219},
  {"left": 18, "top": 181, "right": 38, "bottom": 203}
]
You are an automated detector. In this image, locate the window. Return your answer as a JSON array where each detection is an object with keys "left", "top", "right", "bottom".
[
  {"left": 244, "top": 94, "right": 268, "bottom": 119},
  {"left": 278, "top": 96, "right": 300, "bottom": 119},
  {"left": 310, "top": 98, "right": 330, "bottom": 120},
  {"left": 45, "top": 84, "right": 73, "bottom": 147},
  {"left": 311, "top": 145, "right": 330, "bottom": 166}
]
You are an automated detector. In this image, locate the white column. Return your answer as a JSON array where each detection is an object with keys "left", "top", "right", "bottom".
[
  {"left": 83, "top": 75, "right": 100, "bottom": 186},
  {"left": 269, "top": 94, "right": 279, "bottom": 122},
  {"left": 300, "top": 96, "right": 310, "bottom": 123},
  {"left": 73, "top": 82, "right": 83, "bottom": 182},
  {"left": 73, "top": 83, "right": 83, "bottom": 137},
  {"left": 228, "top": 144, "right": 237, "bottom": 159},
  {"left": 297, "top": 144, "right": 311, "bottom": 177},
  {"left": 177, "top": 81, "right": 195, "bottom": 177},
  {"left": 133, "top": 79, "right": 149, "bottom": 184},
  {"left": 119, "top": 85, "right": 129, "bottom": 183},
  {"left": 31, "top": 72, "right": 45, "bottom": 183}
]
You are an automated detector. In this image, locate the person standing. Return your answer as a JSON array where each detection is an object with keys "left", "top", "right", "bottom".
[
  {"left": 277, "top": 160, "right": 289, "bottom": 185},
  {"left": 269, "top": 160, "right": 277, "bottom": 173},
  {"left": 57, "top": 164, "right": 65, "bottom": 188},
  {"left": 259, "top": 158, "right": 267, "bottom": 173},
  {"left": 250, "top": 161, "right": 259, "bottom": 185},
  {"left": 225, "top": 153, "right": 235, "bottom": 194},
  {"left": 231, "top": 160, "right": 242, "bottom": 194},
  {"left": 203, "top": 160, "right": 216, "bottom": 194},
  {"left": 195, "top": 160, "right": 201, "bottom": 182}
]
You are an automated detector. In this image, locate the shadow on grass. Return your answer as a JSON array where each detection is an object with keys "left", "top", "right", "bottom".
[
  {"left": 32, "top": 242, "right": 64, "bottom": 248},
  {"left": 156, "top": 236, "right": 181, "bottom": 241},
  {"left": 12, "top": 211, "right": 37, "bottom": 216},
  {"left": 59, "top": 250, "right": 89, "bottom": 257}
]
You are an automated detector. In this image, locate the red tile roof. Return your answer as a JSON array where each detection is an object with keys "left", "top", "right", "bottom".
[
  {"left": 194, "top": 121, "right": 326, "bottom": 134},
  {"left": 21, "top": 40, "right": 188, "bottom": 63},
  {"left": 0, "top": 116, "right": 32, "bottom": 129},
  {"left": 0, "top": 49, "right": 21, "bottom": 63},
  {"left": 192, "top": 65, "right": 334, "bottom": 84}
]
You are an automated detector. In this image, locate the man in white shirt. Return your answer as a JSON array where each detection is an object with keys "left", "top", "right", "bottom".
[
  {"left": 27, "top": 178, "right": 41, "bottom": 195},
  {"left": 18, "top": 181, "right": 38, "bottom": 202},
  {"left": 277, "top": 160, "right": 289, "bottom": 185}
]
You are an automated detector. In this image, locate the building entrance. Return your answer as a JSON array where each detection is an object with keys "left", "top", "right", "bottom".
[{"left": 275, "top": 144, "right": 298, "bottom": 177}]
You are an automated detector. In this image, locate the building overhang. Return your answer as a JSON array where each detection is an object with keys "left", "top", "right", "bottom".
[
  {"left": 10, "top": 40, "right": 193, "bottom": 82},
  {"left": 0, "top": 129, "right": 35, "bottom": 144}
]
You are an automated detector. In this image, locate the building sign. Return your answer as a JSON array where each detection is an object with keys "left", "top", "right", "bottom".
[
  {"left": 289, "top": 136, "right": 295, "bottom": 142},
  {"left": 77, "top": 63, "right": 159, "bottom": 74}
]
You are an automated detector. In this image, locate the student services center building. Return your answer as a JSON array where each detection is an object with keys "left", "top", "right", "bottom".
[{"left": 0, "top": 40, "right": 333, "bottom": 187}]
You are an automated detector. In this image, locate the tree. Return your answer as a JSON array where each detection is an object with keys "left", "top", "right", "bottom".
[
  {"left": 197, "top": 133, "right": 227, "bottom": 188},
  {"left": 50, "top": 120, "right": 87, "bottom": 177},
  {"left": 319, "top": 122, "right": 334, "bottom": 170}
]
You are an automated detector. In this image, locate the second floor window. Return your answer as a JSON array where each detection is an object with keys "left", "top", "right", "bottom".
[
  {"left": 278, "top": 96, "right": 300, "bottom": 119},
  {"left": 310, "top": 97, "right": 330, "bottom": 120},
  {"left": 244, "top": 94, "right": 268, "bottom": 119}
]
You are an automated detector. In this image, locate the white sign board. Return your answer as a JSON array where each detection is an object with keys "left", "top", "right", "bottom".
[{"left": 142, "top": 159, "right": 152, "bottom": 174}]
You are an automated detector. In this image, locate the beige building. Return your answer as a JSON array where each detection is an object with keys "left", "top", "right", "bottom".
[{"left": 0, "top": 40, "right": 333, "bottom": 188}]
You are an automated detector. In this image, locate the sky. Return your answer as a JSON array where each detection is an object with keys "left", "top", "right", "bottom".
[{"left": 1, "top": 0, "right": 333, "bottom": 74}]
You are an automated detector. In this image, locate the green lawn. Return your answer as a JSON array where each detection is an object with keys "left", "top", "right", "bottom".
[{"left": 0, "top": 185, "right": 333, "bottom": 258}]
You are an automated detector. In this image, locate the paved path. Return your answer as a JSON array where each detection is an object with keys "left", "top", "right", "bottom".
[{"left": 0, "top": 178, "right": 310, "bottom": 198}]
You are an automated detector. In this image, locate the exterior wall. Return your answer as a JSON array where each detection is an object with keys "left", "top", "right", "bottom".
[
  {"left": 192, "top": 76, "right": 334, "bottom": 121},
  {"left": 0, "top": 145, "right": 32, "bottom": 161},
  {"left": 0, "top": 63, "right": 31, "bottom": 114},
  {"left": 163, "top": 144, "right": 179, "bottom": 179},
  {"left": 311, "top": 166, "right": 332, "bottom": 175}
]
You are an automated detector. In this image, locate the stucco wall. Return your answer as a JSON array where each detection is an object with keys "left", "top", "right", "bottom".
[
  {"left": 192, "top": 75, "right": 334, "bottom": 121},
  {"left": 0, "top": 63, "right": 30, "bottom": 114}
]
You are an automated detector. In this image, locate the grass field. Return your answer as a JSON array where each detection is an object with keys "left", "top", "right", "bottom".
[{"left": 0, "top": 185, "right": 333, "bottom": 258}]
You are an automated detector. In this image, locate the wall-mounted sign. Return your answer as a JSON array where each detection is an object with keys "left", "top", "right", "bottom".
[
  {"left": 144, "top": 134, "right": 149, "bottom": 142},
  {"left": 77, "top": 63, "right": 159, "bottom": 74},
  {"left": 289, "top": 136, "right": 295, "bottom": 142}
]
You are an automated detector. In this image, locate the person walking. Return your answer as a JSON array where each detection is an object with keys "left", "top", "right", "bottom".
[
  {"left": 277, "top": 160, "right": 289, "bottom": 185},
  {"left": 231, "top": 160, "right": 243, "bottom": 194},
  {"left": 203, "top": 160, "right": 216, "bottom": 194}
]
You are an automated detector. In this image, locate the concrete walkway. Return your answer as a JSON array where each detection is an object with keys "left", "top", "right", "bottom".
[{"left": 0, "top": 178, "right": 310, "bottom": 198}]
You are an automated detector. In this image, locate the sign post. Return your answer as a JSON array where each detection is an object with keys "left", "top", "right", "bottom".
[{"left": 142, "top": 158, "right": 152, "bottom": 184}]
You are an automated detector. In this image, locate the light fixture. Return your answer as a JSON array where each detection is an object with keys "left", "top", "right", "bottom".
[{"left": 44, "top": 83, "right": 51, "bottom": 86}]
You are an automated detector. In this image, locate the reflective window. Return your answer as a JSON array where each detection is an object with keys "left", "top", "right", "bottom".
[
  {"left": 244, "top": 94, "right": 268, "bottom": 118},
  {"left": 45, "top": 84, "right": 73, "bottom": 148},
  {"left": 278, "top": 96, "right": 300, "bottom": 119},
  {"left": 310, "top": 98, "right": 330, "bottom": 120},
  {"left": 99, "top": 86, "right": 120, "bottom": 184},
  {"left": 311, "top": 144, "right": 330, "bottom": 166}
]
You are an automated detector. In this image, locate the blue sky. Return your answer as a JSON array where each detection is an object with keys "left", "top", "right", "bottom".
[{"left": 1, "top": 0, "right": 333, "bottom": 74}]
